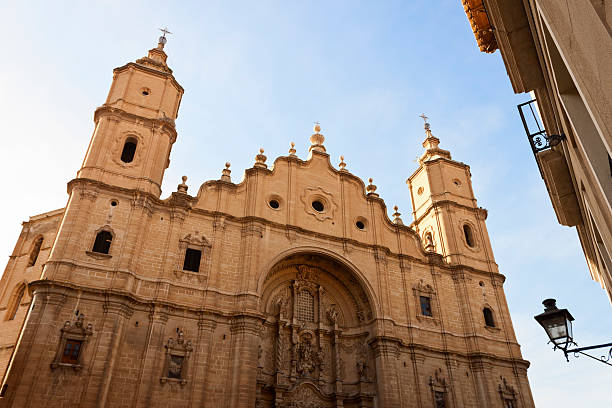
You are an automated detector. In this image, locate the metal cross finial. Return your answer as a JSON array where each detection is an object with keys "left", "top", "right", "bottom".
[
  {"left": 419, "top": 113, "right": 431, "bottom": 131},
  {"left": 159, "top": 27, "right": 172, "bottom": 38}
]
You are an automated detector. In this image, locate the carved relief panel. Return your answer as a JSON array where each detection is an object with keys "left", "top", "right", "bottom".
[{"left": 257, "top": 254, "right": 375, "bottom": 408}]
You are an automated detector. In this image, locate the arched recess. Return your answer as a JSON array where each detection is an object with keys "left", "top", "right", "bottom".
[
  {"left": 5, "top": 281, "right": 28, "bottom": 321},
  {"left": 256, "top": 251, "right": 377, "bottom": 407},
  {"left": 257, "top": 246, "right": 380, "bottom": 318},
  {"left": 27, "top": 235, "right": 44, "bottom": 267}
]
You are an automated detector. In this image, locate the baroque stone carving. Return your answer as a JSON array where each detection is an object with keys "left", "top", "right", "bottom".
[
  {"left": 160, "top": 330, "right": 193, "bottom": 386},
  {"left": 258, "top": 257, "right": 375, "bottom": 406},
  {"left": 430, "top": 367, "right": 448, "bottom": 407},
  {"left": 430, "top": 367, "right": 447, "bottom": 389},
  {"left": 50, "top": 314, "right": 94, "bottom": 370},
  {"left": 173, "top": 269, "right": 207, "bottom": 284},
  {"left": 295, "top": 332, "right": 324, "bottom": 377},
  {"left": 356, "top": 341, "right": 369, "bottom": 382},
  {"left": 285, "top": 385, "right": 332, "bottom": 408},
  {"left": 296, "top": 265, "right": 319, "bottom": 283},
  {"left": 413, "top": 279, "right": 439, "bottom": 324},
  {"left": 423, "top": 230, "right": 436, "bottom": 252},
  {"left": 112, "top": 131, "right": 144, "bottom": 168},
  {"left": 174, "top": 231, "right": 212, "bottom": 283},
  {"left": 498, "top": 376, "right": 517, "bottom": 403},
  {"left": 326, "top": 305, "right": 339, "bottom": 325},
  {"left": 300, "top": 186, "right": 338, "bottom": 222}
]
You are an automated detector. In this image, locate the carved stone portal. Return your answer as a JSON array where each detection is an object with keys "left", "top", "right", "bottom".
[{"left": 257, "top": 254, "right": 375, "bottom": 407}]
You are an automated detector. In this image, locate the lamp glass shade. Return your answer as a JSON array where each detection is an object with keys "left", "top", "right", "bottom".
[
  {"left": 534, "top": 299, "right": 574, "bottom": 348},
  {"left": 543, "top": 314, "right": 571, "bottom": 345}
]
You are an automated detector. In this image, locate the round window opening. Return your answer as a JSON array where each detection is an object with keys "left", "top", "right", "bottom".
[
  {"left": 312, "top": 200, "right": 325, "bottom": 212},
  {"left": 356, "top": 220, "right": 365, "bottom": 230},
  {"left": 110, "top": 200, "right": 118, "bottom": 207},
  {"left": 141, "top": 88, "right": 150, "bottom": 96},
  {"left": 269, "top": 199, "right": 280, "bottom": 209}
]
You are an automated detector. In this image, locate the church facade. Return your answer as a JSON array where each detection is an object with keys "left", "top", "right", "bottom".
[{"left": 0, "top": 37, "right": 535, "bottom": 408}]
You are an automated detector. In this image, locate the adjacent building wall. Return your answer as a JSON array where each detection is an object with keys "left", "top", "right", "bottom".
[
  {"left": 463, "top": 0, "right": 612, "bottom": 301},
  {"left": 0, "top": 209, "right": 63, "bottom": 379}
]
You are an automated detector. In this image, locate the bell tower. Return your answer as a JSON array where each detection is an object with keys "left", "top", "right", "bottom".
[
  {"left": 407, "top": 117, "right": 497, "bottom": 272},
  {"left": 77, "top": 30, "right": 184, "bottom": 197}
]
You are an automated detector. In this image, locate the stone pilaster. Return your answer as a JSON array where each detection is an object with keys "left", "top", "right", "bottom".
[
  {"left": 136, "top": 306, "right": 169, "bottom": 408},
  {"left": 95, "top": 300, "right": 133, "bottom": 408},
  {"left": 228, "top": 315, "right": 263, "bottom": 408},
  {"left": 369, "top": 337, "right": 401, "bottom": 407},
  {"left": 470, "top": 359, "right": 494, "bottom": 408},
  {"left": 189, "top": 316, "right": 216, "bottom": 407}
]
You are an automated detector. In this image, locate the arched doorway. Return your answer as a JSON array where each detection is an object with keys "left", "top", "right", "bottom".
[{"left": 256, "top": 253, "right": 376, "bottom": 407}]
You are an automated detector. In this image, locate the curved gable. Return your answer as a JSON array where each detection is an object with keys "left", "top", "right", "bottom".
[{"left": 193, "top": 146, "right": 425, "bottom": 259}]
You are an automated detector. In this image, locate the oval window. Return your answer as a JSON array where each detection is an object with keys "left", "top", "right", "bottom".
[{"left": 312, "top": 200, "right": 324, "bottom": 212}]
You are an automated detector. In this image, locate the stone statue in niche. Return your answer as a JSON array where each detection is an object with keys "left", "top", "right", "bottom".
[
  {"left": 356, "top": 310, "right": 365, "bottom": 322},
  {"left": 326, "top": 305, "right": 339, "bottom": 325},
  {"left": 295, "top": 332, "right": 323, "bottom": 377},
  {"left": 275, "top": 290, "right": 290, "bottom": 320},
  {"left": 356, "top": 340, "right": 369, "bottom": 381},
  {"left": 424, "top": 231, "right": 435, "bottom": 252}
]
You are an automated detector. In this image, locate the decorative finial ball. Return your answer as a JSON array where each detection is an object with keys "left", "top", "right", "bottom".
[
  {"left": 369, "top": 178, "right": 373, "bottom": 184},
  {"left": 181, "top": 176, "right": 187, "bottom": 183},
  {"left": 394, "top": 205, "right": 398, "bottom": 211},
  {"left": 340, "top": 155, "right": 344, "bottom": 161},
  {"left": 290, "top": 142, "right": 295, "bottom": 148},
  {"left": 314, "top": 123, "right": 321, "bottom": 133},
  {"left": 225, "top": 162, "right": 231, "bottom": 169},
  {"left": 259, "top": 148, "right": 264, "bottom": 154}
]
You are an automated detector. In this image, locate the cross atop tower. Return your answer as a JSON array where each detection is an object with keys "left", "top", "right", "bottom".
[
  {"left": 157, "top": 27, "right": 172, "bottom": 48},
  {"left": 159, "top": 27, "right": 172, "bottom": 38},
  {"left": 419, "top": 113, "right": 431, "bottom": 131}
]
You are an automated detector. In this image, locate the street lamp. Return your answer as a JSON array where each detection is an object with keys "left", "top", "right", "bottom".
[
  {"left": 534, "top": 299, "right": 574, "bottom": 348},
  {"left": 534, "top": 299, "right": 612, "bottom": 366}
]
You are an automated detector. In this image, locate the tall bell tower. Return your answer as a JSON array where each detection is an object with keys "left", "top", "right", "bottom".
[
  {"left": 77, "top": 30, "right": 183, "bottom": 197},
  {"left": 407, "top": 117, "right": 497, "bottom": 272}
]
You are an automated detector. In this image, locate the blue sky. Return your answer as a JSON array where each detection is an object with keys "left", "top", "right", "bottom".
[{"left": 1, "top": 1, "right": 610, "bottom": 405}]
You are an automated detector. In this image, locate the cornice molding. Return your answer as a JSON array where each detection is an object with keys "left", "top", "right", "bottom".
[
  {"left": 113, "top": 62, "right": 184, "bottom": 93},
  {"left": 94, "top": 105, "right": 178, "bottom": 142}
]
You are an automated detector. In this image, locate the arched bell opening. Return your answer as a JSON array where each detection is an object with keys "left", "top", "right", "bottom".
[{"left": 256, "top": 252, "right": 376, "bottom": 408}]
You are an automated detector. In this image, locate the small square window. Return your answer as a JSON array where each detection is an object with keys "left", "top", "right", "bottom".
[
  {"left": 61, "top": 339, "right": 83, "bottom": 365},
  {"left": 168, "top": 355, "right": 184, "bottom": 379},
  {"left": 183, "top": 248, "right": 202, "bottom": 272},
  {"left": 420, "top": 296, "right": 432, "bottom": 317}
]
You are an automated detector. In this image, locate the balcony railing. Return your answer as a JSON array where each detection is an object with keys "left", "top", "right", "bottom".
[{"left": 518, "top": 99, "right": 565, "bottom": 154}]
